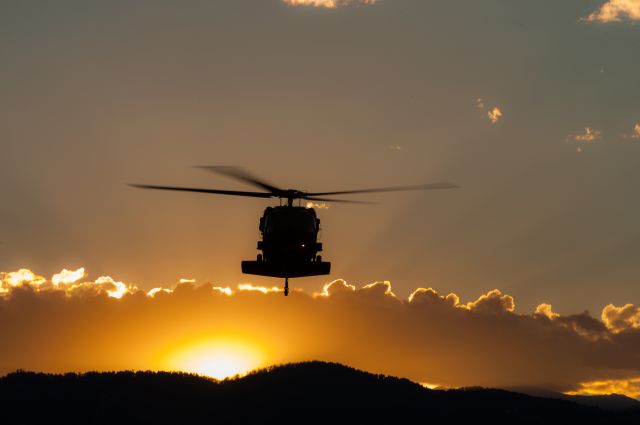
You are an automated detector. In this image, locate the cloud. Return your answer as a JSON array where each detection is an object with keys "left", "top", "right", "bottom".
[
  {"left": 462, "top": 289, "right": 515, "bottom": 313},
  {"left": 534, "top": 303, "right": 559, "bottom": 320},
  {"left": 487, "top": 107, "right": 503, "bottom": 124},
  {"left": 2, "top": 267, "right": 640, "bottom": 399},
  {"left": 2, "top": 269, "right": 46, "bottom": 288},
  {"left": 408, "top": 287, "right": 459, "bottom": 307},
  {"left": 602, "top": 303, "right": 640, "bottom": 333},
  {"left": 306, "top": 201, "right": 331, "bottom": 209},
  {"left": 583, "top": 0, "right": 640, "bottom": 23},
  {"left": 51, "top": 268, "right": 86, "bottom": 286},
  {"left": 317, "top": 279, "right": 356, "bottom": 296},
  {"left": 1, "top": 267, "right": 139, "bottom": 299},
  {"left": 476, "top": 98, "right": 503, "bottom": 124},
  {"left": 282, "top": 0, "right": 378, "bottom": 8},
  {"left": 571, "top": 127, "right": 602, "bottom": 142},
  {"left": 237, "top": 283, "right": 281, "bottom": 294},
  {"left": 179, "top": 278, "right": 196, "bottom": 284},
  {"left": 567, "top": 127, "right": 602, "bottom": 152},
  {"left": 567, "top": 378, "right": 640, "bottom": 399}
]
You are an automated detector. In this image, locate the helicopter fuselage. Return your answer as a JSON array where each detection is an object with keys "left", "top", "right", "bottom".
[{"left": 241, "top": 206, "right": 331, "bottom": 279}]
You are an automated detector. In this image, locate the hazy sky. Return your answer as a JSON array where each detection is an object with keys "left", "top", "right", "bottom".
[{"left": 2, "top": 0, "right": 639, "bottom": 318}]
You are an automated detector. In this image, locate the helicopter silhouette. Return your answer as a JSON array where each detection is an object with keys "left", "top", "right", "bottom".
[{"left": 131, "top": 166, "right": 457, "bottom": 296}]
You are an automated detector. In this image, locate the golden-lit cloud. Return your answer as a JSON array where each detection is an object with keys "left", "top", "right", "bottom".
[
  {"left": 94, "top": 276, "right": 129, "bottom": 299},
  {"left": 567, "top": 378, "right": 640, "bottom": 399},
  {"left": 2, "top": 267, "right": 640, "bottom": 399},
  {"left": 407, "top": 287, "right": 459, "bottom": 306},
  {"left": 51, "top": 268, "right": 86, "bottom": 286},
  {"left": 567, "top": 127, "right": 602, "bottom": 152},
  {"left": 179, "top": 278, "right": 196, "bottom": 283},
  {"left": 583, "top": 0, "right": 640, "bottom": 22},
  {"left": 282, "top": 0, "right": 378, "bottom": 8},
  {"left": 316, "top": 279, "right": 356, "bottom": 296},
  {"left": 476, "top": 98, "right": 503, "bottom": 124},
  {"left": 602, "top": 303, "right": 640, "bottom": 333},
  {"left": 237, "top": 283, "right": 281, "bottom": 294},
  {"left": 487, "top": 107, "right": 503, "bottom": 124},
  {"left": 1, "top": 269, "right": 46, "bottom": 288},
  {"left": 147, "top": 287, "right": 172, "bottom": 298},
  {"left": 534, "top": 303, "right": 559, "bottom": 320},
  {"left": 572, "top": 127, "right": 602, "bottom": 142},
  {"left": 0, "top": 267, "right": 138, "bottom": 299},
  {"left": 306, "top": 201, "right": 330, "bottom": 209}
]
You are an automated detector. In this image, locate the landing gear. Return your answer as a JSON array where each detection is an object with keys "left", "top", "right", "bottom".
[{"left": 284, "top": 277, "right": 289, "bottom": 296}]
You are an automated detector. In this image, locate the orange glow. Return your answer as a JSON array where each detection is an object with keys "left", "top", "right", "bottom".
[
  {"left": 420, "top": 382, "right": 442, "bottom": 390},
  {"left": 566, "top": 377, "right": 640, "bottom": 400},
  {"left": 162, "top": 338, "right": 264, "bottom": 380},
  {"left": 4, "top": 265, "right": 640, "bottom": 393}
]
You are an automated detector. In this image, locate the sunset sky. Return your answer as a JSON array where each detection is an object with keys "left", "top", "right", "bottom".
[{"left": 1, "top": 0, "right": 639, "bottom": 399}]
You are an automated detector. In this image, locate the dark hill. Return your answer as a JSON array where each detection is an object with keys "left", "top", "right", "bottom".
[{"left": 1, "top": 361, "right": 638, "bottom": 424}]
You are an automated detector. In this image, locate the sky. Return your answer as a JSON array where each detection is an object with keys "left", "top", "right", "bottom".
[{"left": 1, "top": 0, "right": 639, "bottom": 398}]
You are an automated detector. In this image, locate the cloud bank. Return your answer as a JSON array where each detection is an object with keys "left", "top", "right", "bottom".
[{"left": 1, "top": 267, "right": 639, "bottom": 398}]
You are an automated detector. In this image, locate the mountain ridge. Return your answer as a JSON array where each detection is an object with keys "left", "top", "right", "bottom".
[{"left": 1, "top": 361, "right": 638, "bottom": 424}]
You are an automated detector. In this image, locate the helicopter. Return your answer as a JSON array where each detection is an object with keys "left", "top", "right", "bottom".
[{"left": 130, "top": 166, "right": 457, "bottom": 296}]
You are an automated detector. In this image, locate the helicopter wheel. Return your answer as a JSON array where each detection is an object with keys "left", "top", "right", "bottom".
[{"left": 284, "top": 277, "right": 289, "bottom": 296}]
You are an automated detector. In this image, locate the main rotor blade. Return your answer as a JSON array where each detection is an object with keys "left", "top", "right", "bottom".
[
  {"left": 129, "top": 184, "right": 273, "bottom": 198},
  {"left": 303, "top": 196, "right": 377, "bottom": 204},
  {"left": 307, "top": 183, "right": 459, "bottom": 197},
  {"left": 195, "top": 166, "right": 283, "bottom": 194}
]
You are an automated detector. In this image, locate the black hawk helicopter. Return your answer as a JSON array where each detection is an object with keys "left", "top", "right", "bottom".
[{"left": 130, "top": 167, "right": 457, "bottom": 296}]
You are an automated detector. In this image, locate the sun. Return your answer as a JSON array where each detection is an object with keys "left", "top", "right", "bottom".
[{"left": 164, "top": 339, "right": 263, "bottom": 380}]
